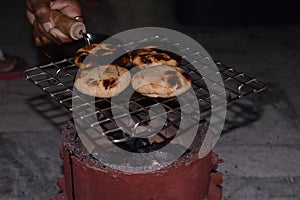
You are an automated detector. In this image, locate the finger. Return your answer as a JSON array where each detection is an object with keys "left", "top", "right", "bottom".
[
  {"left": 34, "top": 20, "right": 62, "bottom": 45},
  {"left": 34, "top": 37, "right": 42, "bottom": 46},
  {"left": 40, "top": 36, "right": 53, "bottom": 46},
  {"left": 30, "top": 0, "right": 54, "bottom": 32},
  {"left": 50, "top": 0, "right": 83, "bottom": 19},
  {"left": 50, "top": 28, "right": 73, "bottom": 43},
  {"left": 33, "top": 34, "right": 52, "bottom": 46},
  {"left": 26, "top": 9, "right": 36, "bottom": 25}
]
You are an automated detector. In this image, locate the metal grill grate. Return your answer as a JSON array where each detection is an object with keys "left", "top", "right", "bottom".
[{"left": 24, "top": 39, "right": 266, "bottom": 145}]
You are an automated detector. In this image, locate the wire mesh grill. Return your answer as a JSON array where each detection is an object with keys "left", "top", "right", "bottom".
[{"left": 24, "top": 39, "right": 266, "bottom": 145}]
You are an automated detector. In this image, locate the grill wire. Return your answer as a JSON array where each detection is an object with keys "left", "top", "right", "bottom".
[{"left": 24, "top": 37, "right": 266, "bottom": 147}]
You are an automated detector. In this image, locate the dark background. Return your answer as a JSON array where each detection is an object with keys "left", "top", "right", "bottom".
[{"left": 176, "top": 0, "right": 300, "bottom": 26}]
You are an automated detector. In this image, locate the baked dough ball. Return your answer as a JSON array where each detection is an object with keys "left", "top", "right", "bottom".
[
  {"left": 131, "top": 65, "right": 191, "bottom": 98},
  {"left": 74, "top": 64, "right": 131, "bottom": 98},
  {"left": 74, "top": 43, "right": 129, "bottom": 69},
  {"left": 130, "top": 48, "right": 180, "bottom": 69}
]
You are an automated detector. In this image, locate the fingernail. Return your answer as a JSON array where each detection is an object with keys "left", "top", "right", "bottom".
[{"left": 42, "top": 22, "right": 53, "bottom": 32}]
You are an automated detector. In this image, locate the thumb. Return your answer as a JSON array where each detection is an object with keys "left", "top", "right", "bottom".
[{"left": 31, "top": 1, "right": 54, "bottom": 32}]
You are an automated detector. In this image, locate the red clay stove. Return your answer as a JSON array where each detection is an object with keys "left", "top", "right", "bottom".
[{"left": 56, "top": 121, "right": 223, "bottom": 200}]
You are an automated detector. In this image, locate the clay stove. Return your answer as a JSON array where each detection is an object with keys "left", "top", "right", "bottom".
[{"left": 56, "top": 121, "right": 223, "bottom": 200}]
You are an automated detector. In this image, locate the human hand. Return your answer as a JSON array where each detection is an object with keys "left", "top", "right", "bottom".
[{"left": 26, "top": 0, "right": 84, "bottom": 46}]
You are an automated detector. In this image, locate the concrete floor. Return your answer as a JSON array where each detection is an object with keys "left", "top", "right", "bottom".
[{"left": 0, "top": 0, "right": 300, "bottom": 199}]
